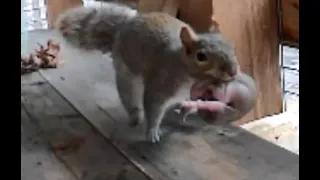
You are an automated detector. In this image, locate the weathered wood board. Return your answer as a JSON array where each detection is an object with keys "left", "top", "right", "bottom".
[
  {"left": 281, "top": 0, "right": 299, "bottom": 44},
  {"left": 21, "top": 30, "right": 299, "bottom": 180},
  {"left": 21, "top": 72, "right": 149, "bottom": 180},
  {"left": 21, "top": 105, "right": 77, "bottom": 180}
]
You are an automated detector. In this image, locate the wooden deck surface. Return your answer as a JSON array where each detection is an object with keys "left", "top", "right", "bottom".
[{"left": 21, "top": 30, "right": 299, "bottom": 180}]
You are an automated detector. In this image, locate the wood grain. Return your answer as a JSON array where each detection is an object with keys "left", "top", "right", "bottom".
[
  {"left": 21, "top": 72, "right": 149, "bottom": 180},
  {"left": 21, "top": 104, "right": 77, "bottom": 180},
  {"left": 281, "top": 0, "right": 299, "bottom": 43}
]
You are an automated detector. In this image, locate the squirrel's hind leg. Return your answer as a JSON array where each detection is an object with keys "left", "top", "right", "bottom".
[{"left": 114, "top": 62, "right": 144, "bottom": 127}]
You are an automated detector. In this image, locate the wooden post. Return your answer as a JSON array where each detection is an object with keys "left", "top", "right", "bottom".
[
  {"left": 282, "top": 0, "right": 299, "bottom": 44},
  {"left": 138, "top": 0, "right": 283, "bottom": 124},
  {"left": 46, "top": 0, "right": 83, "bottom": 28}
]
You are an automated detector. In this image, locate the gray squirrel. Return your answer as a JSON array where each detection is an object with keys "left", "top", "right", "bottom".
[{"left": 56, "top": 2, "right": 255, "bottom": 143}]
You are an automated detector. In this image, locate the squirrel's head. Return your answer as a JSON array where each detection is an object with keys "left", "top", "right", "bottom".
[{"left": 180, "top": 26, "right": 239, "bottom": 82}]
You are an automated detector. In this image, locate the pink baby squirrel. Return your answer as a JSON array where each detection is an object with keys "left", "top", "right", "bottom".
[{"left": 178, "top": 71, "right": 257, "bottom": 124}]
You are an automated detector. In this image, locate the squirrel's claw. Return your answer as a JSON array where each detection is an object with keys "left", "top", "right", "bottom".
[{"left": 147, "top": 128, "right": 162, "bottom": 143}]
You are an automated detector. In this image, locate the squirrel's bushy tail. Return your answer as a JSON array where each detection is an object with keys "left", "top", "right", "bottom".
[{"left": 55, "top": 2, "right": 137, "bottom": 53}]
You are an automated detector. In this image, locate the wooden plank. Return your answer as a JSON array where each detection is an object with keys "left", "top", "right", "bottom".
[
  {"left": 21, "top": 104, "right": 77, "bottom": 180},
  {"left": 26, "top": 30, "right": 299, "bottom": 180},
  {"left": 21, "top": 72, "right": 150, "bottom": 180}
]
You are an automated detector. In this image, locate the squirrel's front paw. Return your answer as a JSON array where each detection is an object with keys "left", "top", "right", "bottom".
[{"left": 146, "top": 128, "right": 162, "bottom": 143}]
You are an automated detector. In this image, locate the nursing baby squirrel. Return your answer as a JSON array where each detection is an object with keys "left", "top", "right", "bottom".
[
  {"left": 179, "top": 72, "right": 257, "bottom": 124},
  {"left": 56, "top": 2, "right": 241, "bottom": 143}
]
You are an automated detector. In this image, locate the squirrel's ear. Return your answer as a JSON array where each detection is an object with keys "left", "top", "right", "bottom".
[
  {"left": 208, "top": 18, "right": 221, "bottom": 32},
  {"left": 180, "top": 26, "right": 197, "bottom": 54}
]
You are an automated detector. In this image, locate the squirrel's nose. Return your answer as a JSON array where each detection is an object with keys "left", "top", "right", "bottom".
[{"left": 228, "top": 65, "right": 238, "bottom": 77}]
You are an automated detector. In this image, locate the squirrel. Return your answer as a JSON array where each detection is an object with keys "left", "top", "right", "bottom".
[
  {"left": 178, "top": 72, "right": 257, "bottom": 124},
  {"left": 56, "top": 2, "right": 241, "bottom": 143}
]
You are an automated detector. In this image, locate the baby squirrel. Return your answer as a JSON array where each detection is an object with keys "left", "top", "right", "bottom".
[
  {"left": 179, "top": 72, "right": 257, "bottom": 124},
  {"left": 56, "top": 2, "right": 239, "bottom": 143}
]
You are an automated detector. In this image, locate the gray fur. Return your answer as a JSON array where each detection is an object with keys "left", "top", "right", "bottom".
[{"left": 55, "top": 2, "right": 137, "bottom": 53}]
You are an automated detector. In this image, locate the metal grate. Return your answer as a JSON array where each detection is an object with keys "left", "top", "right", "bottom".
[
  {"left": 281, "top": 46, "right": 299, "bottom": 113},
  {"left": 21, "top": 0, "right": 103, "bottom": 30},
  {"left": 22, "top": 0, "right": 48, "bottom": 30}
]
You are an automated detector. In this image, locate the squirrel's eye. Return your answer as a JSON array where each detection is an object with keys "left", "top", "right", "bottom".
[
  {"left": 196, "top": 52, "right": 208, "bottom": 62},
  {"left": 220, "top": 63, "right": 227, "bottom": 71}
]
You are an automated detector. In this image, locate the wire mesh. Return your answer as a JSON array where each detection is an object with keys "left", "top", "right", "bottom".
[{"left": 22, "top": 0, "right": 48, "bottom": 30}]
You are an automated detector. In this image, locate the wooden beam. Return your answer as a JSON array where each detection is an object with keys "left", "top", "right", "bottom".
[{"left": 281, "top": 0, "right": 299, "bottom": 43}]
